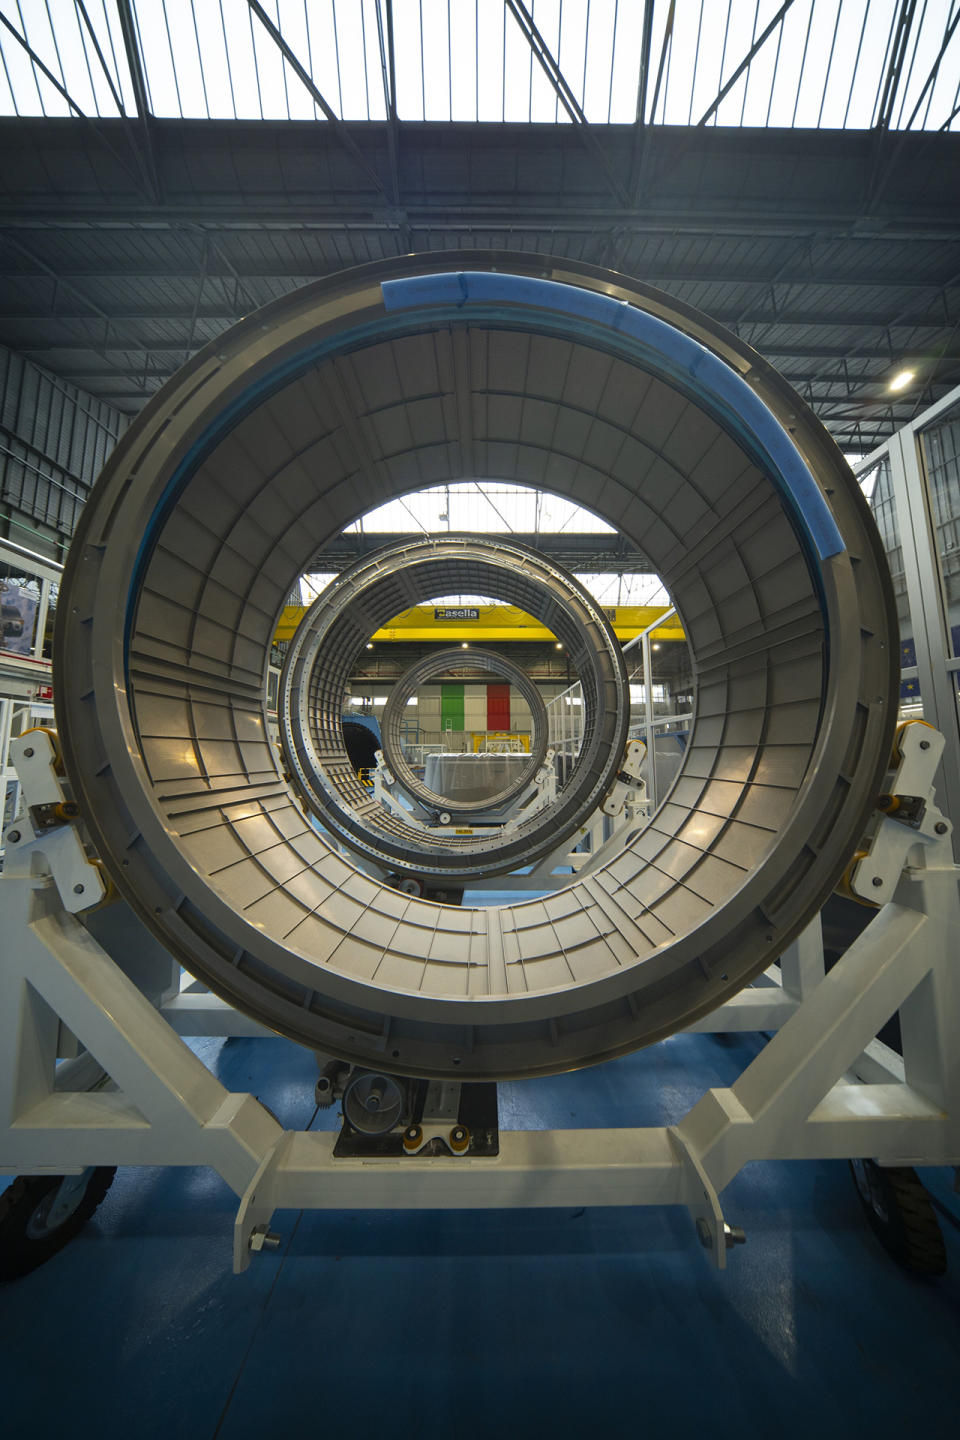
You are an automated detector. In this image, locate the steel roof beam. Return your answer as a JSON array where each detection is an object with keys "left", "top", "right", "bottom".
[
  {"left": 874, "top": 0, "right": 918, "bottom": 131},
  {"left": 634, "top": 0, "right": 656, "bottom": 127},
  {"left": 695, "top": 0, "right": 797, "bottom": 128},
  {"left": 869, "top": 7, "right": 960, "bottom": 210},
  {"left": 794, "top": 263, "right": 960, "bottom": 420},
  {"left": 624, "top": 0, "right": 657, "bottom": 220},
  {"left": 620, "top": 0, "right": 797, "bottom": 252},
  {"left": 5, "top": 303, "right": 953, "bottom": 330},
  {"left": 0, "top": 233, "right": 159, "bottom": 394},
  {"left": 504, "top": 0, "right": 630, "bottom": 208},
  {"left": 309, "top": 533, "right": 657, "bottom": 572},
  {"left": 0, "top": 258, "right": 953, "bottom": 293},
  {"left": 245, "top": 0, "right": 393, "bottom": 210},
  {"left": 0, "top": 12, "right": 146, "bottom": 198},
  {"left": 1, "top": 199, "right": 953, "bottom": 239},
  {"left": 114, "top": 0, "right": 160, "bottom": 203},
  {"left": 75, "top": 0, "right": 126, "bottom": 119},
  {"left": 56, "top": 368, "right": 959, "bottom": 398},
  {"left": 373, "top": 0, "right": 410, "bottom": 251},
  {"left": 16, "top": 337, "right": 959, "bottom": 365},
  {"left": 184, "top": 227, "right": 260, "bottom": 319},
  {"left": 646, "top": 0, "right": 674, "bottom": 127}
]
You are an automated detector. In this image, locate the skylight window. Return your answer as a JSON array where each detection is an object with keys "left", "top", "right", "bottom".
[
  {"left": 344, "top": 483, "right": 616, "bottom": 536},
  {"left": 0, "top": 1, "right": 956, "bottom": 131}
]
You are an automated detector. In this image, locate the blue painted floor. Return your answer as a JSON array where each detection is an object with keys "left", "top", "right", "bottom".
[{"left": 2, "top": 1030, "right": 959, "bottom": 1439}]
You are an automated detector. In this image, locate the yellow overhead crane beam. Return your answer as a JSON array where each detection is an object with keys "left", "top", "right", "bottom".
[{"left": 274, "top": 603, "right": 684, "bottom": 645}]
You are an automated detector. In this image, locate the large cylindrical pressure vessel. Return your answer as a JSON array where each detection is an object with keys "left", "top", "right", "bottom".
[{"left": 54, "top": 253, "right": 898, "bottom": 1079}]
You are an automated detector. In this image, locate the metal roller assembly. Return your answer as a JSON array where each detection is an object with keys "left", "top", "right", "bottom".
[
  {"left": 280, "top": 535, "right": 626, "bottom": 877},
  {"left": 54, "top": 252, "right": 898, "bottom": 1079},
  {"left": 377, "top": 644, "right": 550, "bottom": 818}
]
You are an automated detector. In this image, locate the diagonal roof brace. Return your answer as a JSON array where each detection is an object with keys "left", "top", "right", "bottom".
[
  {"left": 246, "top": 0, "right": 394, "bottom": 212},
  {"left": 74, "top": 0, "right": 126, "bottom": 119},
  {"left": 869, "top": 8, "right": 960, "bottom": 209},
  {"left": 374, "top": 0, "right": 411, "bottom": 250},
  {"left": 115, "top": 0, "right": 160, "bottom": 203},
  {"left": 504, "top": 0, "right": 631, "bottom": 209},
  {"left": 696, "top": 0, "right": 798, "bottom": 127},
  {"left": 874, "top": 0, "right": 919, "bottom": 131},
  {"left": 0, "top": 10, "right": 147, "bottom": 199}
]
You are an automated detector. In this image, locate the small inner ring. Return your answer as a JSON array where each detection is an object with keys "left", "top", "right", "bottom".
[{"left": 379, "top": 646, "right": 551, "bottom": 817}]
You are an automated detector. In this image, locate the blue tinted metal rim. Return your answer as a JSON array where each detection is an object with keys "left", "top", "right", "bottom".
[
  {"left": 127, "top": 275, "right": 843, "bottom": 670},
  {"left": 382, "top": 271, "right": 845, "bottom": 563}
]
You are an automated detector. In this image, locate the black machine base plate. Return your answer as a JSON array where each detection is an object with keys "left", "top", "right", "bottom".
[{"left": 333, "top": 1081, "right": 499, "bottom": 1158}]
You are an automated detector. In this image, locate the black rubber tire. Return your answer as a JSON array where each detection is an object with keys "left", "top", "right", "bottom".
[
  {"left": 0, "top": 1168, "right": 116, "bottom": 1281},
  {"left": 849, "top": 1159, "right": 947, "bottom": 1276}
]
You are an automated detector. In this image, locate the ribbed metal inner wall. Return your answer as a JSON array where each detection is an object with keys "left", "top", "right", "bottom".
[
  {"left": 132, "top": 329, "right": 820, "bottom": 1025},
  {"left": 56, "top": 255, "right": 897, "bottom": 1077}
]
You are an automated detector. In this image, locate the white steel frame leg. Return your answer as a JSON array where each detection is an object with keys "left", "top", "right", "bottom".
[
  {"left": 779, "top": 912, "right": 826, "bottom": 999},
  {"left": 0, "top": 880, "right": 280, "bottom": 1192},
  {"left": 2, "top": 839, "right": 958, "bottom": 1274}
]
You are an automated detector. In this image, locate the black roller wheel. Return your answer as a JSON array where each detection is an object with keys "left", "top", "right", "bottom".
[
  {"left": 849, "top": 1159, "right": 946, "bottom": 1276},
  {"left": 0, "top": 1167, "right": 116, "bottom": 1281}
]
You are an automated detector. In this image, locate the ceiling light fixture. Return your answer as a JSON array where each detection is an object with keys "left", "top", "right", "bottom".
[{"left": 888, "top": 368, "right": 915, "bottom": 392}]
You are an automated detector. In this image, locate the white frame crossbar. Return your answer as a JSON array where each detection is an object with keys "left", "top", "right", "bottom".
[{"left": 2, "top": 795, "right": 957, "bottom": 1273}]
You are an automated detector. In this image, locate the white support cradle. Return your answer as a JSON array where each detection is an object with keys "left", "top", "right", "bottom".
[{"left": 1, "top": 727, "right": 958, "bottom": 1273}]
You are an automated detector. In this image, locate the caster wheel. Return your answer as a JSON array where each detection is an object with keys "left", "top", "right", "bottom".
[
  {"left": 449, "top": 1125, "right": 470, "bottom": 1155},
  {"left": 0, "top": 1168, "right": 116, "bottom": 1281},
  {"left": 849, "top": 1159, "right": 946, "bottom": 1276}
]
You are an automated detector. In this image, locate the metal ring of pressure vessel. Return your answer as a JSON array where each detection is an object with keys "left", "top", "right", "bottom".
[
  {"left": 52, "top": 251, "right": 898, "bottom": 1078},
  {"left": 378, "top": 647, "right": 550, "bottom": 818},
  {"left": 279, "top": 536, "right": 628, "bottom": 878}
]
